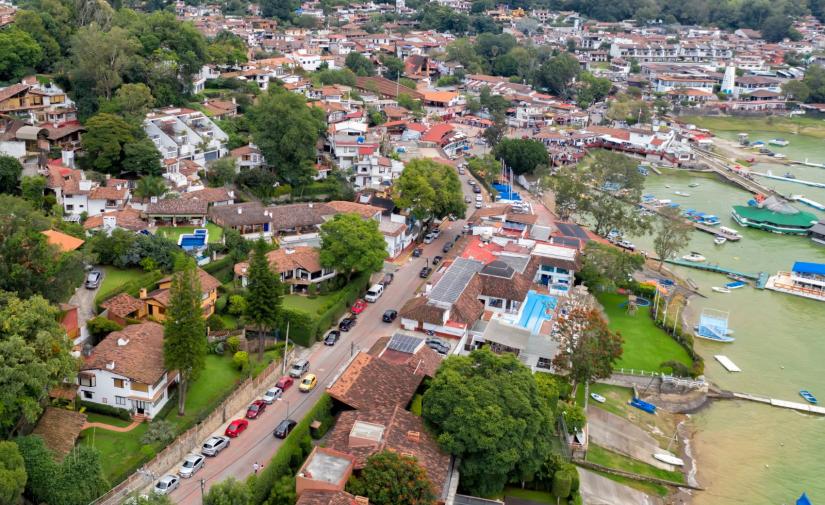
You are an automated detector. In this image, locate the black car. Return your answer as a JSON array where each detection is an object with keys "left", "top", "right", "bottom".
[
  {"left": 419, "top": 267, "right": 432, "bottom": 278},
  {"left": 338, "top": 317, "right": 357, "bottom": 331},
  {"left": 273, "top": 419, "right": 297, "bottom": 439},
  {"left": 412, "top": 247, "right": 423, "bottom": 258},
  {"left": 324, "top": 330, "right": 341, "bottom": 345},
  {"left": 432, "top": 255, "right": 443, "bottom": 265},
  {"left": 426, "top": 338, "right": 451, "bottom": 355},
  {"left": 382, "top": 310, "right": 398, "bottom": 322},
  {"left": 473, "top": 185, "right": 482, "bottom": 194},
  {"left": 442, "top": 242, "right": 453, "bottom": 253}
]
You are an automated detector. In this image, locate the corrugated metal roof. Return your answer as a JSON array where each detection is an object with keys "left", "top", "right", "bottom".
[{"left": 429, "top": 257, "right": 484, "bottom": 306}]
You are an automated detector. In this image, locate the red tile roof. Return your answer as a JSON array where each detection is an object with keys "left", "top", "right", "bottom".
[{"left": 326, "top": 352, "right": 423, "bottom": 411}]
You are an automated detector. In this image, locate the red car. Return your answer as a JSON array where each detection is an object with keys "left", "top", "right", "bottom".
[
  {"left": 275, "top": 376, "right": 294, "bottom": 390},
  {"left": 246, "top": 400, "right": 267, "bottom": 419},
  {"left": 351, "top": 299, "right": 367, "bottom": 315},
  {"left": 224, "top": 419, "right": 248, "bottom": 438}
]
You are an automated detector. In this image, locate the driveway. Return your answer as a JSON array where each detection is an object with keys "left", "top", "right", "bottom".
[
  {"left": 166, "top": 216, "right": 471, "bottom": 505},
  {"left": 68, "top": 274, "right": 100, "bottom": 344},
  {"left": 586, "top": 406, "right": 675, "bottom": 471},
  {"left": 578, "top": 468, "right": 662, "bottom": 505}
]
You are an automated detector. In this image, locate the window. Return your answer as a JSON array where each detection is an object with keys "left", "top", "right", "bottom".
[
  {"left": 488, "top": 298, "right": 504, "bottom": 309},
  {"left": 83, "top": 391, "right": 93, "bottom": 399},
  {"left": 537, "top": 357, "right": 553, "bottom": 370},
  {"left": 115, "top": 396, "right": 126, "bottom": 406},
  {"left": 131, "top": 382, "right": 149, "bottom": 393},
  {"left": 113, "top": 378, "right": 125, "bottom": 388},
  {"left": 78, "top": 374, "right": 95, "bottom": 387}
]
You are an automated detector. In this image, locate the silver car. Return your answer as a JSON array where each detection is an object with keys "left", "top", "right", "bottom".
[
  {"left": 262, "top": 387, "right": 283, "bottom": 404},
  {"left": 179, "top": 454, "right": 205, "bottom": 478},
  {"left": 201, "top": 436, "right": 229, "bottom": 456},
  {"left": 153, "top": 475, "right": 179, "bottom": 495}
]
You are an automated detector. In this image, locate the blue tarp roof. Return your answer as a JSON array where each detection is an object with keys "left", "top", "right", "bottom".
[
  {"left": 792, "top": 262, "right": 825, "bottom": 275},
  {"left": 797, "top": 492, "right": 811, "bottom": 505}
]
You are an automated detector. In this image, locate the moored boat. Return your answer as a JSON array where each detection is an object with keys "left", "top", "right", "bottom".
[
  {"left": 725, "top": 281, "right": 747, "bottom": 289},
  {"left": 770, "top": 138, "right": 790, "bottom": 147},
  {"left": 717, "top": 226, "right": 742, "bottom": 240},
  {"left": 800, "top": 390, "right": 818, "bottom": 404},
  {"left": 714, "top": 236, "right": 727, "bottom": 245},
  {"left": 673, "top": 191, "right": 691, "bottom": 197},
  {"left": 712, "top": 286, "right": 731, "bottom": 293},
  {"left": 653, "top": 453, "right": 685, "bottom": 466},
  {"left": 682, "top": 252, "right": 706, "bottom": 262},
  {"left": 766, "top": 262, "right": 825, "bottom": 302},
  {"left": 590, "top": 392, "right": 606, "bottom": 403}
]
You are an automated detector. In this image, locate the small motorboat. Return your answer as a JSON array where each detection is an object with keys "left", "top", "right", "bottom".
[
  {"left": 673, "top": 191, "right": 691, "bottom": 197},
  {"left": 694, "top": 325, "right": 734, "bottom": 336},
  {"left": 682, "top": 252, "right": 706, "bottom": 262},
  {"left": 654, "top": 453, "right": 685, "bottom": 467},
  {"left": 714, "top": 236, "right": 727, "bottom": 245},
  {"left": 800, "top": 390, "right": 818, "bottom": 404},
  {"left": 590, "top": 392, "right": 606, "bottom": 403},
  {"left": 688, "top": 183, "right": 700, "bottom": 188},
  {"left": 712, "top": 286, "right": 731, "bottom": 293},
  {"left": 769, "top": 138, "right": 790, "bottom": 147},
  {"left": 725, "top": 281, "right": 747, "bottom": 289},
  {"left": 784, "top": 172, "right": 796, "bottom": 179},
  {"left": 775, "top": 153, "right": 787, "bottom": 159},
  {"left": 629, "top": 397, "right": 657, "bottom": 414}
]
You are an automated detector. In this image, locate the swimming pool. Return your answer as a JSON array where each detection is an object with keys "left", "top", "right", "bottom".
[
  {"left": 492, "top": 183, "right": 522, "bottom": 201},
  {"left": 517, "top": 290, "right": 558, "bottom": 335},
  {"left": 178, "top": 229, "right": 209, "bottom": 251}
]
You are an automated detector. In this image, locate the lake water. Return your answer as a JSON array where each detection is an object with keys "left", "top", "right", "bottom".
[{"left": 630, "top": 132, "right": 825, "bottom": 504}]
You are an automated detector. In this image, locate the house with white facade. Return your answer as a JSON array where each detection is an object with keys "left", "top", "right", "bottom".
[
  {"left": 529, "top": 242, "right": 581, "bottom": 294},
  {"left": 229, "top": 143, "right": 265, "bottom": 171},
  {"left": 144, "top": 107, "right": 229, "bottom": 171},
  {"left": 78, "top": 322, "right": 176, "bottom": 419},
  {"left": 61, "top": 177, "right": 131, "bottom": 217},
  {"left": 352, "top": 155, "right": 404, "bottom": 190},
  {"left": 234, "top": 246, "right": 336, "bottom": 292}
]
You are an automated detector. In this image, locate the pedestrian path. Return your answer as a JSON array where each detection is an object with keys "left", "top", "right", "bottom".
[{"left": 83, "top": 419, "right": 142, "bottom": 432}]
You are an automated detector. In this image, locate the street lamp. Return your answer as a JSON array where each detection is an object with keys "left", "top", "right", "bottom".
[{"left": 199, "top": 478, "right": 205, "bottom": 503}]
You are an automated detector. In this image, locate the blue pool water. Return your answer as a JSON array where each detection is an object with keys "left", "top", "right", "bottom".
[
  {"left": 517, "top": 291, "right": 558, "bottom": 335},
  {"left": 178, "top": 228, "right": 209, "bottom": 250},
  {"left": 492, "top": 183, "right": 522, "bottom": 201}
]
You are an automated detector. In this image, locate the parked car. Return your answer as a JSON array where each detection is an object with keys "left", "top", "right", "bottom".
[
  {"left": 419, "top": 267, "right": 433, "bottom": 278},
  {"left": 153, "top": 475, "right": 180, "bottom": 495},
  {"left": 339, "top": 317, "right": 357, "bottom": 331},
  {"left": 351, "top": 299, "right": 367, "bottom": 314},
  {"left": 224, "top": 419, "right": 249, "bottom": 438},
  {"left": 364, "top": 284, "right": 384, "bottom": 302},
  {"left": 382, "top": 309, "right": 398, "bottom": 322},
  {"left": 468, "top": 179, "right": 476, "bottom": 186},
  {"left": 273, "top": 419, "right": 297, "bottom": 439},
  {"left": 426, "top": 338, "right": 451, "bottom": 355},
  {"left": 442, "top": 242, "right": 453, "bottom": 253},
  {"left": 432, "top": 255, "right": 443, "bottom": 265},
  {"left": 275, "top": 376, "right": 294, "bottom": 390},
  {"left": 458, "top": 166, "right": 465, "bottom": 175},
  {"left": 289, "top": 359, "right": 310, "bottom": 378},
  {"left": 475, "top": 200, "right": 483, "bottom": 208},
  {"left": 473, "top": 185, "right": 482, "bottom": 194},
  {"left": 431, "top": 228, "right": 441, "bottom": 238},
  {"left": 423, "top": 233, "right": 435, "bottom": 244},
  {"left": 201, "top": 436, "right": 229, "bottom": 456},
  {"left": 85, "top": 270, "right": 102, "bottom": 289},
  {"left": 465, "top": 195, "right": 472, "bottom": 203},
  {"left": 178, "top": 454, "right": 205, "bottom": 478},
  {"left": 324, "top": 330, "right": 341, "bottom": 346},
  {"left": 246, "top": 400, "right": 267, "bottom": 419},
  {"left": 380, "top": 272, "right": 394, "bottom": 286},
  {"left": 462, "top": 224, "right": 472, "bottom": 234},
  {"left": 412, "top": 247, "right": 423, "bottom": 257},
  {"left": 299, "top": 374, "right": 317, "bottom": 392},
  {"left": 262, "top": 387, "right": 283, "bottom": 404}
]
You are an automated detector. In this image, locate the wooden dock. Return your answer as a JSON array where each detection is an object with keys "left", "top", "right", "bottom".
[
  {"left": 731, "top": 392, "right": 825, "bottom": 416},
  {"left": 692, "top": 149, "right": 779, "bottom": 197},
  {"left": 751, "top": 171, "right": 825, "bottom": 189},
  {"left": 662, "top": 258, "right": 760, "bottom": 280}
]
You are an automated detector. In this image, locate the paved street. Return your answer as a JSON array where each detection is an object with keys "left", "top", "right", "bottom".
[{"left": 167, "top": 173, "right": 476, "bottom": 504}]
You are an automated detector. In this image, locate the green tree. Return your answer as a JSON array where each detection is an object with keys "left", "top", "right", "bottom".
[
  {"left": 578, "top": 241, "right": 644, "bottom": 290},
  {"left": 208, "top": 31, "right": 248, "bottom": 66},
  {"left": 163, "top": 261, "right": 207, "bottom": 415},
  {"left": 347, "top": 451, "right": 436, "bottom": 505},
  {"left": 0, "top": 28, "right": 43, "bottom": 82},
  {"left": 13, "top": 10, "right": 59, "bottom": 71},
  {"left": 345, "top": 52, "right": 375, "bottom": 76},
  {"left": 535, "top": 52, "right": 580, "bottom": 97},
  {"left": 320, "top": 213, "right": 388, "bottom": 281},
  {"left": 467, "top": 154, "right": 500, "bottom": 186},
  {"left": 422, "top": 348, "right": 554, "bottom": 496},
  {"left": 20, "top": 176, "right": 46, "bottom": 210},
  {"left": 653, "top": 206, "right": 693, "bottom": 269},
  {"left": 552, "top": 307, "right": 623, "bottom": 387},
  {"left": 79, "top": 113, "right": 137, "bottom": 174},
  {"left": 208, "top": 157, "right": 238, "bottom": 187},
  {"left": 100, "top": 83, "right": 155, "bottom": 121},
  {"left": 548, "top": 167, "right": 588, "bottom": 221},
  {"left": 493, "top": 138, "right": 549, "bottom": 175},
  {"left": 120, "top": 493, "right": 173, "bottom": 505},
  {"left": 761, "top": 14, "right": 798, "bottom": 42},
  {"left": 802, "top": 65, "right": 825, "bottom": 102},
  {"left": 559, "top": 402, "right": 586, "bottom": 434},
  {"left": 260, "top": 0, "right": 299, "bottom": 21},
  {"left": 0, "top": 441, "right": 26, "bottom": 505},
  {"left": 482, "top": 111, "right": 507, "bottom": 147},
  {"left": 123, "top": 138, "right": 162, "bottom": 176},
  {"left": 577, "top": 72, "right": 612, "bottom": 108},
  {"left": 204, "top": 477, "right": 250, "bottom": 505},
  {"left": 782, "top": 79, "right": 810, "bottom": 102},
  {"left": 134, "top": 175, "right": 168, "bottom": 199},
  {"left": 69, "top": 25, "right": 139, "bottom": 105},
  {"left": 393, "top": 158, "right": 465, "bottom": 220},
  {"left": 0, "top": 156, "right": 23, "bottom": 195},
  {"left": 380, "top": 54, "right": 405, "bottom": 80},
  {"left": 16, "top": 438, "right": 108, "bottom": 505},
  {"left": 245, "top": 238, "right": 283, "bottom": 360},
  {"left": 247, "top": 86, "right": 326, "bottom": 186},
  {"left": 86, "top": 316, "right": 123, "bottom": 344},
  {"left": 0, "top": 293, "right": 76, "bottom": 436}
]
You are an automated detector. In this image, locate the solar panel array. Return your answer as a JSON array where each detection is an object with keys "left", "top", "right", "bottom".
[
  {"left": 480, "top": 260, "right": 514, "bottom": 279},
  {"left": 556, "top": 222, "right": 589, "bottom": 240},
  {"left": 388, "top": 333, "right": 423, "bottom": 354},
  {"left": 429, "top": 258, "right": 484, "bottom": 305}
]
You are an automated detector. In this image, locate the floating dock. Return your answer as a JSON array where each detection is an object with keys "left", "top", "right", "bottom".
[
  {"left": 714, "top": 355, "right": 741, "bottom": 372},
  {"left": 639, "top": 203, "right": 741, "bottom": 241},
  {"left": 791, "top": 159, "right": 825, "bottom": 169},
  {"left": 662, "top": 258, "right": 760, "bottom": 280},
  {"left": 751, "top": 172, "right": 825, "bottom": 189},
  {"left": 731, "top": 392, "right": 825, "bottom": 416}
]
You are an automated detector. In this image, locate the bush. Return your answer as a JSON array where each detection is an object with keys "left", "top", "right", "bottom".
[
  {"left": 80, "top": 400, "right": 132, "bottom": 421},
  {"left": 228, "top": 294, "right": 247, "bottom": 316},
  {"left": 233, "top": 351, "right": 249, "bottom": 372},
  {"left": 86, "top": 316, "right": 123, "bottom": 341},
  {"left": 140, "top": 420, "right": 175, "bottom": 445},
  {"left": 226, "top": 335, "right": 241, "bottom": 353}
]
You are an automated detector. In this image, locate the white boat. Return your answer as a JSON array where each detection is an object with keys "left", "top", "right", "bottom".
[
  {"left": 653, "top": 453, "right": 685, "bottom": 467},
  {"left": 712, "top": 286, "right": 731, "bottom": 293},
  {"left": 665, "top": 184, "right": 672, "bottom": 188},
  {"left": 590, "top": 392, "right": 606, "bottom": 403},
  {"left": 682, "top": 252, "right": 706, "bottom": 262},
  {"left": 673, "top": 191, "right": 691, "bottom": 197},
  {"left": 688, "top": 183, "right": 700, "bottom": 188},
  {"left": 769, "top": 138, "right": 790, "bottom": 147},
  {"left": 714, "top": 236, "right": 727, "bottom": 245},
  {"left": 774, "top": 153, "right": 787, "bottom": 159}
]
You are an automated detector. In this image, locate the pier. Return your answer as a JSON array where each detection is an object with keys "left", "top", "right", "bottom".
[
  {"left": 751, "top": 171, "right": 825, "bottom": 189},
  {"left": 639, "top": 202, "right": 741, "bottom": 240},
  {"left": 730, "top": 392, "right": 825, "bottom": 416},
  {"left": 791, "top": 159, "right": 825, "bottom": 169},
  {"left": 662, "top": 258, "right": 761, "bottom": 281},
  {"left": 692, "top": 149, "right": 779, "bottom": 196}
]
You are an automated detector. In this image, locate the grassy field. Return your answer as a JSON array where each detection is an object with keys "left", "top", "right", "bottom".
[
  {"left": 589, "top": 383, "right": 634, "bottom": 418},
  {"left": 682, "top": 115, "right": 825, "bottom": 139},
  {"left": 283, "top": 293, "right": 337, "bottom": 313},
  {"left": 590, "top": 469, "right": 670, "bottom": 497},
  {"left": 79, "top": 420, "right": 149, "bottom": 484},
  {"left": 99, "top": 267, "right": 145, "bottom": 297},
  {"left": 162, "top": 354, "right": 242, "bottom": 430},
  {"left": 503, "top": 487, "right": 556, "bottom": 504},
  {"left": 82, "top": 412, "right": 133, "bottom": 428},
  {"left": 587, "top": 444, "right": 685, "bottom": 484},
  {"left": 156, "top": 222, "right": 224, "bottom": 243},
  {"left": 596, "top": 292, "right": 692, "bottom": 373}
]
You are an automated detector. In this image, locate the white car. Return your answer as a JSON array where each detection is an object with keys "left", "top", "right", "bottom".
[
  {"left": 262, "top": 387, "right": 283, "bottom": 404},
  {"left": 201, "top": 436, "right": 229, "bottom": 456},
  {"left": 153, "top": 475, "right": 180, "bottom": 495},
  {"left": 423, "top": 233, "right": 435, "bottom": 244},
  {"left": 179, "top": 454, "right": 205, "bottom": 478}
]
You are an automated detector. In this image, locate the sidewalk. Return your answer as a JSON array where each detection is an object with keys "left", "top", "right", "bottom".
[{"left": 83, "top": 419, "right": 142, "bottom": 433}]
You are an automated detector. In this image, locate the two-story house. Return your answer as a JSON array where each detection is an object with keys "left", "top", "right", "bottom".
[
  {"left": 144, "top": 107, "right": 229, "bottom": 170},
  {"left": 78, "top": 322, "right": 177, "bottom": 419},
  {"left": 140, "top": 268, "right": 221, "bottom": 321},
  {"left": 234, "top": 246, "right": 336, "bottom": 292},
  {"left": 60, "top": 178, "right": 131, "bottom": 217},
  {"left": 229, "top": 143, "right": 265, "bottom": 171}
]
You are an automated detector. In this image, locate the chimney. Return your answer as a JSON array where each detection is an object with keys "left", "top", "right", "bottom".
[
  {"left": 106, "top": 361, "right": 116, "bottom": 370},
  {"left": 139, "top": 288, "right": 148, "bottom": 299},
  {"left": 117, "top": 337, "right": 130, "bottom": 346},
  {"left": 354, "top": 498, "right": 369, "bottom": 505},
  {"left": 406, "top": 431, "right": 420, "bottom": 444},
  {"left": 238, "top": 207, "right": 243, "bottom": 214}
]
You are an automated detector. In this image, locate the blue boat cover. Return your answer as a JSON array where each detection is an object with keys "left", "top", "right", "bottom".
[
  {"left": 792, "top": 262, "right": 825, "bottom": 275},
  {"left": 797, "top": 492, "right": 811, "bottom": 505}
]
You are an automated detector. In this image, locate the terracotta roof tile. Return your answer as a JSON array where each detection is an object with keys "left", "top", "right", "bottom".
[
  {"left": 41, "top": 229, "right": 85, "bottom": 252},
  {"left": 89, "top": 186, "right": 128, "bottom": 201},
  {"left": 83, "top": 206, "right": 148, "bottom": 231},
  {"left": 234, "top": 246, "right": 322, "bottom": 277},
  {"left": 32, "top": 407, "right": 87, "bottom": 460},
  {"left": 82, "top": 322, "right": 166, "bottom": 384},
  {"left": 296, "top": 491, "right": 358, "bottom": 505},
  {"left": 326, "top": 352, "right": 422, "bottom": 411},
  {"left": 146, "top": 198, "right": 209, "bottom": 216},
  {"left": 100, "top": 293, "right": 145, "bottom": 318}
]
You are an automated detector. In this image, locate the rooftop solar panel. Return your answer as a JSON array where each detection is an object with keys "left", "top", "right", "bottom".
[
  {"left": 388, "top": 333, "right": 423, "bottom": 354},
  {"left": 556, "top": 222, "right": 589, "bottom": 240},
  {"left": 429, "top": 258, "right": 484, "bottom": 305}
]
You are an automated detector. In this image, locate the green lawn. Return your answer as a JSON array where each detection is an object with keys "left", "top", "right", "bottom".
[
  {"left": 586, "top": 444, "right": 685, "bottom": 484},
  {"left": 682, "top": 115, "right": 825, "bottom": 140},
  {"left": 589, "top": 384, "right": 634, "bottom": 418},
  {"left": 99, "top": 267, "right": 145, "bottom": 297},
  {"left": 589, "top": 469, "right": 670, "bottom": 497},
  {"left": 82, "top": 412, "right": 133, "bottom": 428},
  {"left": 575, "top": 384, "right": 587, "bottom": 407},
  {"left": 156, "top": 223, "right": 223, "bottom": 244},
  {"left": 596, "top": 292, "right": 692, "bottom": 373},
  {"left": 249, "top": 345, "right": 285, "bottom": 378},
  {"left": 162, "top": 354, "right": 242, "bottom": 430},
  {"left": 282, "top": 293, "right": 336, "bottom": 314},
  {"left": 79, "top": 419, "right": 149, "bottom": 484},
  {"left": 503, "top": 487, "right": 556, "bottom": 504}
]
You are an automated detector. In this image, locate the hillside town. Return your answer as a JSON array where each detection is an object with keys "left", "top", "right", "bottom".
[{"left": 2, "top": 0, "right": 825, "bottom": 505}]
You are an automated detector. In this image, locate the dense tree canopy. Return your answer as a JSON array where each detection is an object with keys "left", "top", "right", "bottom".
[
  {"left": 578, "top": 241, "right": 645, "bottom": 290},
  {"left": 245, "top": 238, "right": 283, "bottom": 359},
  {"left": 320, "top": 213, "right": 388, "bottom": 280},
  {"left": 393, "top": 158, "right": 466, "bottom": 220},
  {"left": 0, "top": 156, "right": 23, "bottom": 195},
  {"left": 493, "top": 138, "right": 550, "bottom": 175},
  {"left": 422, "top": 349, "right": 555, "bottom": 496},
  {"left": 0, "top": 28, "right": 43, "bottom": 82},
  {"left": 0, "top": 441, "right": 26, "bottom": 505},
  {"left": 552, "top": 306, "right": 623, "bottom": 386},
  {"left": 347, "top": 451, "right": 436, "bottom": 505},
  {"left": 80, "top": 113, "right": 161, "bottom": 176},
  {"left": 345, "top": 52, "right": 376, "bottom": 76}
]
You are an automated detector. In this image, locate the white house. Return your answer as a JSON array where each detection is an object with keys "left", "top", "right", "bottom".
[
  {"left": 78, "top": 322, "right": 176, "bottom": 419},
  {"left": 352, "top": 155, "right": 404, "bottom": 190},
  {"left": 61, "top": 177, "right": 131, "bottom": 217},
  {"left": 144, "top": 107, "right": 229, "bottom": 169},
  {"left": 529, "top": 243, "right": 581, "bottom": 294}
]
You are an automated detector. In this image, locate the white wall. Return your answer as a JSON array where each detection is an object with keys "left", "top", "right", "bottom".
[{"left": 78, "top": 369, "right": 172, "bottom": 418}]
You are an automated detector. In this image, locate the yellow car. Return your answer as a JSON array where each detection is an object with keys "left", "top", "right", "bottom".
[{"left": 298, "top": 374, "right": 317, "bottom": 392}]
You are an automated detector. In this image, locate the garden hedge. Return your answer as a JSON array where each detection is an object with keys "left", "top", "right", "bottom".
[
  {"left": 79, "top": 401, "right": 132, "bottom": 421},
  {"left": 94, "top": 270, "right": 164, "bottom": 308}
]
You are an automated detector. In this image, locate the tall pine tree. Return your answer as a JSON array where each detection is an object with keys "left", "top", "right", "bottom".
[
  {"left": 245, "top": 238, "right": 282, "bottom": 360},
  {"left": 163, "top": 260, "right": 207, "bottom": 415}
]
